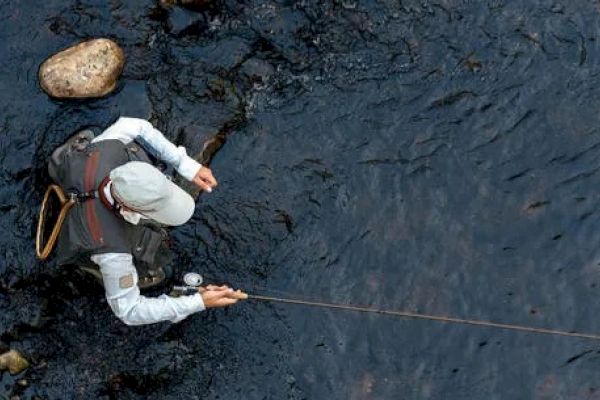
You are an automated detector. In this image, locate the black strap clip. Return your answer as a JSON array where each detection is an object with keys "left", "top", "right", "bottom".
[{"left": 70, "top": 190, "right": 98, "bottom": 203}]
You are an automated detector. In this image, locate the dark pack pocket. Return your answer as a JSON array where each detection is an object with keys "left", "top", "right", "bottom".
[
  {"left": 125, "top": 142, "right": 153, "bottom": 164},
  {"left": 133, "top": 228, "right": 165, "bottom": 266},
  {"left": 48, "top": 129, "right": 96, "bottom": 184}
]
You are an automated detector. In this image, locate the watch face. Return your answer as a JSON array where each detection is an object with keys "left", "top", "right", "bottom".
[{"left": 183, "top": 272, "right": 203, "bottom": 287}]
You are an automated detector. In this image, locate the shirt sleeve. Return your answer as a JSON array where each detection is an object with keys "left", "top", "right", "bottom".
[
  {"left": 92, "top": 117, "right": 202, "bottom": 181},
  {"left": 91, "top": 252, "right": 205, "bottom": 326}
]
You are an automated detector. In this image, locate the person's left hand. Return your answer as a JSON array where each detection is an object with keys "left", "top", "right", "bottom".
[{"left": 193, "top": 166, "right": 218, "bottom": 192}]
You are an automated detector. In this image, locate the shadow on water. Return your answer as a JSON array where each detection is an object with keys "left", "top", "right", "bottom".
[{"left": 3, "top": 0, "right": 600, "bottom": 398}]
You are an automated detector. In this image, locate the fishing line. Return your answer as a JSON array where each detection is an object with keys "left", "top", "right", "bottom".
[
  {"left": 245, "top": 293, "right": 600, "bottom": 341},
  {"left": 186, "top": 274, "right": 600, "bottom": 341},
  {"left": 245, "top": 284, "right": 308, "bottom": 298}
]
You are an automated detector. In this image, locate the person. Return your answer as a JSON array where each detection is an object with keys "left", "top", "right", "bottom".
[{"left": 47, "top": 117, "right": 241, "bottom": 325}]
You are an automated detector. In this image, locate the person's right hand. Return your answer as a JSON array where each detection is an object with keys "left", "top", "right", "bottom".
[
  {"left": 192, "top": 166, "right": 218, "bottom": 193},
  {"left": 199, "top": 285, "right": 243, "bottom": 308}
]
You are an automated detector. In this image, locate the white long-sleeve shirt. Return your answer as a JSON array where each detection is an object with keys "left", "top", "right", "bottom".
[{"left": 89, "top": 117, "right": 205, "bottom": 325}]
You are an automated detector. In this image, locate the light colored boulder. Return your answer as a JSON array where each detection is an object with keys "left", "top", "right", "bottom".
[
  {"left": 0, "top": 350, "right": 29, "bottom": 375},
  {"left": 39, "top": 39, "right": 125, "bottom": 99}
]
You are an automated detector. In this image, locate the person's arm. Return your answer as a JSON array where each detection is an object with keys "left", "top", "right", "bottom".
[
  {"left": 91, "top": 253, "right": 240, "bottom": 325},
  {"left": 92, "top": 117, "right": 202, "bottom": 181},
  {"left": 91, "top": 253, "right": 204, "bottom": 325},
  {"left": 94, "top": 117, "right": 217, "bottom": 191}
]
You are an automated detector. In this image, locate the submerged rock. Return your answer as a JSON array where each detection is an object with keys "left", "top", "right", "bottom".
[
  {"left": 0, "top": 350, "right": 29, "bottom": 375},
  {"left": 161, "top": 0, "right": 211, "bottom": 10},
  {"left": 174, "top": 124, "right": 224, "bottom": 199},
  {"left": 168, "top": 6, "right": 204, "bottom": 36},
  {"left": 240, "top": 58, "right": 275, "bottom": 83},
  {"left": 39, "top": 39, "right": 125, "bottom": 99}
]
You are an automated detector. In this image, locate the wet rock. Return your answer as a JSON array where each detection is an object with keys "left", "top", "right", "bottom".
[
  {"left": 39, "top": 39, "right": 125, "bottom": 99},
  {"left": 0, "top": 291, "right": 44, "bottom": 343},
  {"left": 161, "top": 0, "right": 212, "bottom": 11},
  {"left": 240, "top": 58, "right": 275, "bottom": 83},
  {"left": 0, "top": 350, "right": 29, "bottom": 375},
  {"left": 202, "top": 37, "right": 252, "bottom": 71},
  {"left": 113, "top": 81, "right": 152, "bottom": 120},
  {"left": 180, "top": 0, "right": 210, "bottom": 5},
  {"left": 464, "top": 57, "right": 483, "bottom": 72},
  {"left": 178, "top": 124, "right": 221, "bottom": 163},
  {"left": 168, "top": 7, "right": 204, "bottom": 36},
  {"left": 175, "top": 124, "right": 224, "bottom": 199},
  {"left": 244, "top": 7, "right": 309, "bottom": 66}
]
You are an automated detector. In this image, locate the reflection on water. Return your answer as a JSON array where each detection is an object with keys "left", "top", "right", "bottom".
[{"left": 2, "top": 0, "right": 600, "bottom": 398}]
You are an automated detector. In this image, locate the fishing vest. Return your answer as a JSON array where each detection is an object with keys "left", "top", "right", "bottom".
[{"left": 50, "top": 136, "right": 167, "bottom": 268}]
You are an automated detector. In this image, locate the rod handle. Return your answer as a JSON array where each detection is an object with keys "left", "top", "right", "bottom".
[
  {"left": 196, "top": 287, "right": 248, "bottom": 300},
  {"left": 230, "top": 290, "right": 248, "bottom": 300}
]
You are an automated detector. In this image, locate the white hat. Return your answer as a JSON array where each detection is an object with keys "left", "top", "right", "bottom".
[{"left": 110, "top": 161, "right": 195, "bottom": 226}]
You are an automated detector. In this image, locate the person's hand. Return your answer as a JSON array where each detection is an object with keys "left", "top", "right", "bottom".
[
  {"left": 193, "top": 166, "right": 218, "bottom": 193},
  {"left": 199, "top": 285, "right": 244, "bottom": 308}
]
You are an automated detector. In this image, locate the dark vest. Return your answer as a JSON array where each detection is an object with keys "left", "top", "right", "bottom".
[{"left": 51, "top": 138, "right": 166, "bottom": 268}]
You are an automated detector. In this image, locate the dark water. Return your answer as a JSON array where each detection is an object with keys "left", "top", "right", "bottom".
[{"left": 3, "top": 0, "right": 600, "bottom": 398}]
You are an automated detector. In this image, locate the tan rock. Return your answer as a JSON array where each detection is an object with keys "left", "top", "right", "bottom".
[
  {"left": 39, "top": 38, "right": 125, "bottom": 99},
  {"left": 0, "top": 350, "right": 29, "bottom": 375}
]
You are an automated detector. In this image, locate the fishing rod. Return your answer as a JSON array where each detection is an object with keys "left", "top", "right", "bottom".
[
  {"left": 178, "top": 273, "right": 600, "bottom": 341},
  {"left": 246, "top": 294, "right": 600, "bottom": 341}
]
